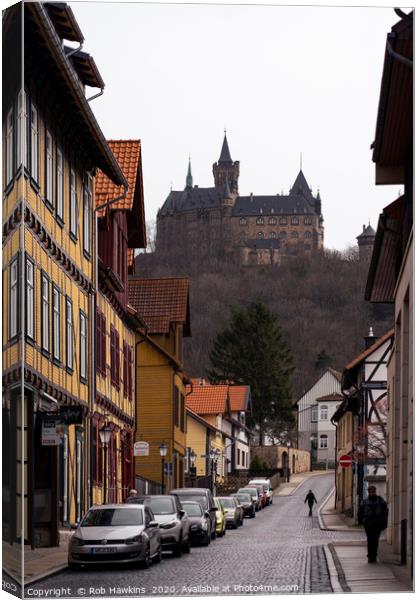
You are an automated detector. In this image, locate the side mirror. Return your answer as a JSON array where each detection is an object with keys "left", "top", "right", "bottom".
[
  {"left": 204, "top": 511, "right": 210, "bottom": 518},
  {"left": 178, "top": 510, "right": 185, "bottom": 518},
  {"left": 149, "top": 521, "right": 159, "bottom": 528},
  {"left": 70, "top": 523, "right": 78, "bottom": 530}
]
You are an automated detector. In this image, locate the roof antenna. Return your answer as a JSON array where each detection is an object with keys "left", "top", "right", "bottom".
[{"left": 300, "top": 152, "right": 302, "bottom": 171}]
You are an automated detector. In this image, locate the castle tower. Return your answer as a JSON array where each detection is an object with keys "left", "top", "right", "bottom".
[
  {"left": 185, "top": 156, "right": 193, "bottom": 189},
  {"left": 212, "top": 132, "right": 240, "bottom": 194},
  {"left": 357, "top": 223, "right": 376, "bottom": 262}
]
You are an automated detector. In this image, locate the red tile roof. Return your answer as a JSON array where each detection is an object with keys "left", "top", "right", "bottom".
[
  {"left": 316, "top": 392, "right": 343, "bottom": 403},
  {"left": 95, "top": 140, "right": 141, "bottom": 215},
  {"left": 229, "top": 386, "right": 250, "bottom": 412},
  {"left": 186, "top": 383, "right": 230, "bottom": 415},
  {"left": 128, "top": 277, "right": 190, "bottom": 335},
  {"left": 344, "top": 329, "right": 394, "bottom": 372}
]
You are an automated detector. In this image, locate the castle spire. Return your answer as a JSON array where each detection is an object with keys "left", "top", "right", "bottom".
[
  {"left": 219, "top": 131, "right": 233, "bottom": 163},
  {"left": 185, "top": 155, "right": 193, "bottom": 188}
]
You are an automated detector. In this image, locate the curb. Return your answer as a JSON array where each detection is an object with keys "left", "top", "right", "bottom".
[
  {"left": 24, "top": 564, "right": 68, "bottom": 586},
  {"left": 317, "top": 486, "right": 335, "bottom": 530},
  {"left": 326, "top": 544, "right": 351, "bottom": 592}
]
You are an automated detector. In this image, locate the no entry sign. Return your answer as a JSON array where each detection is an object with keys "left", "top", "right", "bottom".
[{"left": 339, "top": 454, "right": 352, "bottom": 468}]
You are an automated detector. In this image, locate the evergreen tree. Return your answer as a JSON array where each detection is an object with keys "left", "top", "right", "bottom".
[{"left": 207, "top": 301, "right": 295, "bottom": 445}]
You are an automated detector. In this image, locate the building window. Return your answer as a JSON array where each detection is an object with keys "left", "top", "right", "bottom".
[
  {"left": 291, "top": 217, "right": 299, "bottom": 225},
  {"left": 304, "top": 217, "right": 312, "bottom": 225},
  {"left": 66, "top": 297, "right": 73, "bottom": 371},
  {"left": 291, "top": 231, "right": 298, "bottom": 238},
  {"left": 10, "top": 257, "right": 19, "bottom": 339},
  {"left": 6, "top": 107, "right": 14, "bottom": 185},
  {"left": 80, "top": 311, "right": 87, "bottom": 382},
  {"left": 256, "top": 217, "right": 264, "bottom": 225},
  {"left": 268, "top": 217, "right": 277, "bottom": 225},
  {"left": 45, "top": 130, "right": 53, "bottom": 206},
  {"left": 128, "top": 346, "right": 133, "bottom": 401},
  {"left": 30, "top": 102, "right": 38, "bottom": 180},
  {"left": 304, "top": 231, "right": 312, "bottom": 239},
  {"left": 56, "top": 148, "right": 64, "bottom": 222},
  {"left": 17, "top": 91, "right": 28, "bottom": 169},
  {"left": 237, "top": 448, "right": 240, "bottom": 465},
  {"left": 319, "top": 435, "right": 328, "bottom": 449},
  {"left": 83, "top": 174, "right": 92, "bottom": 256},
  {"left": 320, "top": 405, "right": 328, "bottom": 420},
  {"left": 41, "top": 273, "right": 50, "bottom": 353},
  {"left": 173, "top": 385, "right": 179, "bottom": 427},
  {"left": 311, "top": 405, "right": 318, "bottom": 422},
  {"left": 279, "top": 216, "right": 287, "bottom": 225},
  {"left": 52, "top": 286, "right": 60, "bottom": 362},
  {"left": 96, "top": 310, "right": 106, "bottom": 376},
  {"left": 26, "top": 257, "right": 34, "bottom": 339},
  {"left": 110, "top": 326, "right": 120, "bottom": 388},
  {"left": 123, "top": 342, "right": 132, "bottom": 398},
  {"left": 270, "top": 231, "right": 276, "bottom": 238},
  {"left": 257, "top": 231, "right": 264, "bottom": 239},
  {"left": 239, "top": 217, "right": 247, "bottom": 225},
  {"left": 70, "top": 167, "right": 77, "bottom": 238}
]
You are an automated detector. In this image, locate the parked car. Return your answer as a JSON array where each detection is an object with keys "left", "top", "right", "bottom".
[
  {"left": 214, "top": 497, "right": 227, "bottom": 536},
  {"left": 249, "top": 479, "right": 273, "bottom": 505},
  {"left": 171, "top": 488, "right": 218, "bottom": 539},
  {"left": 216, "top": 497, "right": 242, "bottom": 529},
  {"left": 125, "top": 494, "right": 190, "bottom": 556},
  {"left": 68, "top": 504, "right": 161, "bottom": 570},
  {"left": 231, "top": 492, "right": 256, "bottom": 518},
  {"left": 181, "top": 500, "right": 211, "bottom": 546},
  {"left": 246, "top": 483, "right": 267, "bottom": 508},
  {"left": 237, "top": 487, "right": 261, "bottom": 511}
]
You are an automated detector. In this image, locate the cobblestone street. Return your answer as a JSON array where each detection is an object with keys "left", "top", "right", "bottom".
[{"left": 22, "top": 474, "right": 365, "bottom": 597}]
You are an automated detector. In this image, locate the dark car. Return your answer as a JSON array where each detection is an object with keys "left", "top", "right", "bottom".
[
  {"left": 171, "top": 488, "right": 218, "bottom": 540},
  {"left": 231, "top": 492, "right": 256, "bottom": 518},
  {"left": 125, "top": 494, "right": 190, "bottom": 556},
  {"left": 181, "top": 501, "right": 211, "bottom": 546},
  {"left": 237, "top": 487, "right": 261, "bottom": 511}
]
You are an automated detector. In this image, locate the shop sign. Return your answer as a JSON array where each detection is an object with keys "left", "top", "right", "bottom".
[
  {"left": 59, "top": 405, "right": 84, "bottom": 425},
  {"left": 42, "top": 417, "right": 64, "bottom": 446},
  {"left": 134, "top": 441, "right": 149, "bottom": 457}
]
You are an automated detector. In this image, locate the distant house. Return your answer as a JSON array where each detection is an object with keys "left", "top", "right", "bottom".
[{"left": 296, "top": 368, "right": 342, "bottom": 467}]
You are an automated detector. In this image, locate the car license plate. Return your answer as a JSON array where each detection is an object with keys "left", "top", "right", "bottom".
[{"left": 91, "top": 547, "right": 117, "bottom": 554}]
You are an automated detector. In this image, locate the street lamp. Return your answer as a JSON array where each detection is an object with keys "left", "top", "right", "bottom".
[
  {"left": 286, "top": 441, "right": 292, "bottom": 483},
  {"left": 159, "top": 442, "right": 168, "bottom": 493},
  {"left": 99, "top": 422, "right": 112, "bottom": 504}
]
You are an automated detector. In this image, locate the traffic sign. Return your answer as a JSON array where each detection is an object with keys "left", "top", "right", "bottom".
[{"left": 339, "top": 454, "right": 353, "bottom": 468}]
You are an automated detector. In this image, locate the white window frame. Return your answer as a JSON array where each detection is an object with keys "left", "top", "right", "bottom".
[
  {"left": 320, "top": 405, "right": 328, "bottom": 420},
  {"left": 17, "top": 91, "right": 28, "bottom": 169},
  {"left": 80, "top": 311, "right": 87, "bottom": 381},
  {"left": 41, "top": 274, "right": 50, "bottom": 352},
  {"left": 52, "top": 286, "right": 60, "bottom": 361},
  {"left": 66, "top": 298, "right": 73, "bottom": 370},
  {"left": 56, "top": 147, "right": 64, "bottom": 221},
  {"left": 256, "top": 217, "right": 264, "bottom": 225},
  {"left": 26, "top": 257, "right": 34, "bottom": 339},
  {"left": 83, "top": 174, "right": 92, "bottom": 255},
  {"left": 6, "top": 107, "right": 14, "bottom": 184},
  {"left": 45, "top": 130, "right": 53, "bottom": 205},
  {"left": 319, "top": 435, "right": 328, "bottom": 449},
  {"left": 70, "top": 168, "right": 77, "bottom": 237},
  {"left": 10, "top": 258, "right": 18, "bottom": 339},
  {"left": 31, "top": 103, "right": 38, "bottom": 180}
]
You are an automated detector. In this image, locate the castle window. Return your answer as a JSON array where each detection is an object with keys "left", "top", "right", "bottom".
[
  {"left": 304, "top": 231, "right": 312, "bottom": 238},
  {"left": 291, "top": 217, "right": 299, "bottom": 225},
  {"left": 270, "top": 231, "right": 276, "bottom": 238},
  {"left": 239, "top": 217, "right": 247, "bottom": 225},
  {"left": 256, "top": 217, "right": 264, "bottom": 225},
  {"left": 304, "top": 217, "right": 312, "bottom": 225},
  {"left": 291, "top": 231, "right": 298, "bottom": 238},
  {"left": 279, "top": 217, "right": 287, "bottom": 225},
  {"left": 279, "top": 231, "right": 287, "bottom": 239},
  {"left": 257, "top": 232, "right": 264, "bottom": 239},
  {"left": 268, "top": 217, "right": 277, "bottom": 225}
]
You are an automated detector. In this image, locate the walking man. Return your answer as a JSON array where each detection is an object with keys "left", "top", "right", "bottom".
[
  {"left": 304, "top": 489, "right": 317, "bottom": 516},
  {"left": 358, "top": 485, "right": 389, "bottom": 563}
]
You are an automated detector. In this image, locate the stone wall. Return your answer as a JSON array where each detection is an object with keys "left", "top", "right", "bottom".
[{"left": 251, "top": 446, "right": 310, "bottom": 474}]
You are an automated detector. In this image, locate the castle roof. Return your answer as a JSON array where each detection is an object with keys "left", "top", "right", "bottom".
[
  {"left": 219, "top": 133, "right": 233, "bottom": 163},
  {"left": 290, "top": 169, "right": 314, "bottom": 204},
  {"left": 160, "top": 185, "right": 226, "bottom": 213},
  {"left": 232, "top": 193, "right": 315, "bottom": 216},
  {"left": 357, "top": 224, "right": 376, "bottom": 239}
]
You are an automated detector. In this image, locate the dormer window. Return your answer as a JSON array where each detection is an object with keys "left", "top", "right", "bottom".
[
  {"left": 239, "top": 217, "right": 247, "bottom": 225},
  {"left": 291, "top": 217, "right": 299, "bottom": 225},
  {"left": 256, "top": 217, "right": 264, "bottom": 225}
]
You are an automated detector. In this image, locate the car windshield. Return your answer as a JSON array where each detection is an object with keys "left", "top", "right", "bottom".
[
  {"left": 176, "top": 494, "right": 208, "bottom": 509},
  {"left": 235, "top": 494, "right": 250, "bottom": 503},
  {"left": 219, "top": 498, "right": 235, "bottom": 508},
  {"left": 81, "top": 508, "right": 143, "bottom": 527},
  {"left": 240, "top": 488, "right": 257, "bottom": 498},
  {"left": 146, "top": 498, "right": 175, "bottom": 515},
  {"left": 182, "top": 503, "right": 203, "bottom": 517}
]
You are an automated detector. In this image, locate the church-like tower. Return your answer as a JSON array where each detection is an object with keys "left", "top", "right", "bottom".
[{"left": 212, "top": 132, "right": 240, "bottom": 194}]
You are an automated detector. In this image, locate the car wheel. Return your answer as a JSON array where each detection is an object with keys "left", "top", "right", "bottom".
[
  {"left": 232, "top": 519, "right": 238, "bottom": 530},
  {"left": 142, "top": 546, "right": 151, "bottom": 569},
  {"left": 154, "top": 545, "right": 162, "bottom": 563},
  {"left": 182, "top": 537, "right": 191, "bottom": 554},
  {"left": 222, "top": 525, "right": 226, "bottom": 536},
  {"left": 173, "top": 536, "right": 183, "bottom": 557}
]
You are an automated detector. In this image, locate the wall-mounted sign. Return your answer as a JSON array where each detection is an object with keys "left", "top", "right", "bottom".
[
  {"left": 134, "top": 441, "right": 149, "bottom": 457},
  {"left": 41, "top": 417, "right": 64, "bottom": 446},
  {"left": 59, "top": 405, "right": 84, "bottom": 425}
]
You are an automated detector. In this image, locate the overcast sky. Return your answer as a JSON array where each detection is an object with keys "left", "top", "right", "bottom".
[{"left": 70, "top": 0, "right": 406, "bottom": 250}]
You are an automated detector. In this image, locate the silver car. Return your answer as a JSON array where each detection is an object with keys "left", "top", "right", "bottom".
[{"left": 68, "top": 504, "right": 162, "bottom": 569}]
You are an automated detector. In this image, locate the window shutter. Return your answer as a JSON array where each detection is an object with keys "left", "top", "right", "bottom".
[
  {"left": 128, "top": 346, "right": 133, "bottom": 401},
  {"left": 123, "top": 342, "right": 127, "bottom": 397},
  {"left": 116, "top": 331, "right": 120, "bottom": 389},
  {"left": 110, "top": 327, "right": 115, "bottom": 384},
  {"left": 96, "top": 310, "right": 101, "bottom": 373},
  {"left": 101, "top": 314, "right": 106, "bottom": 375}
]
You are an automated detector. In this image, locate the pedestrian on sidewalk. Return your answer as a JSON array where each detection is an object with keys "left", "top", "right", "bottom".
[
  {"left": 358, "top": 485, "right": 388, "bottom": 563},
  {"left": 304, "top": 490, "right": 317, "bottom": 516}
]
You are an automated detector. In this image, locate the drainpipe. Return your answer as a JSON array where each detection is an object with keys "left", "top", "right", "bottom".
[
  {"left": 90, "top": 183, "right": 128, "bottom": 506},
  {"left": 87, "top": 88, "right": 105, "bottom": 103}
]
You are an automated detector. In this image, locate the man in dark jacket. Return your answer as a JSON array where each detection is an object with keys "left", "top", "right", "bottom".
[
  {"left": 358, "top": 485, "right": 388, "bottom": 563},
  {"left": 304, "top": 490, "right": 317, "bottom": 516}
]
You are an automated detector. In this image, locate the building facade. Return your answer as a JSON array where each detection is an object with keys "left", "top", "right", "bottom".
[
  {"left": 2, "top": 3, "right": 126, "bottom": 547},
  {"left": 156, "top": 134, "right": 324, "bottom": 265}
]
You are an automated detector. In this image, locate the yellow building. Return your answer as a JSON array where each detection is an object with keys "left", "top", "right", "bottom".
[
  {"left": 128, "top": 277, "right": 191, "bottom": 492},
  {"left": 332, "top": 403, "right": 354, "bottom": 515},
  {"left": 185, "top": 409, "right": 218, "bottom": 485},
  {"left": 2, "top": 3, "right": 126, "bottom": 547},
  {"left": 93, "top": 140, "right": 146, "bottom": 504}
]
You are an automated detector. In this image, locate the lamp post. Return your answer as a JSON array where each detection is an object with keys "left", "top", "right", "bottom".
[
  {"left": 190, "top": 449, "right": 197, "bottom": 487},
  {"left": 209, "top": 448, "right": 215, "bottom": 495},
  {"left": 286, "top": 441, "right": 291, "bottom": 483},
  {"left": 99, "top": 422, "right": 112, "bottom": 504},
  {"left": 159, "top": 442, "right": 168, "bottom": 493}
]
